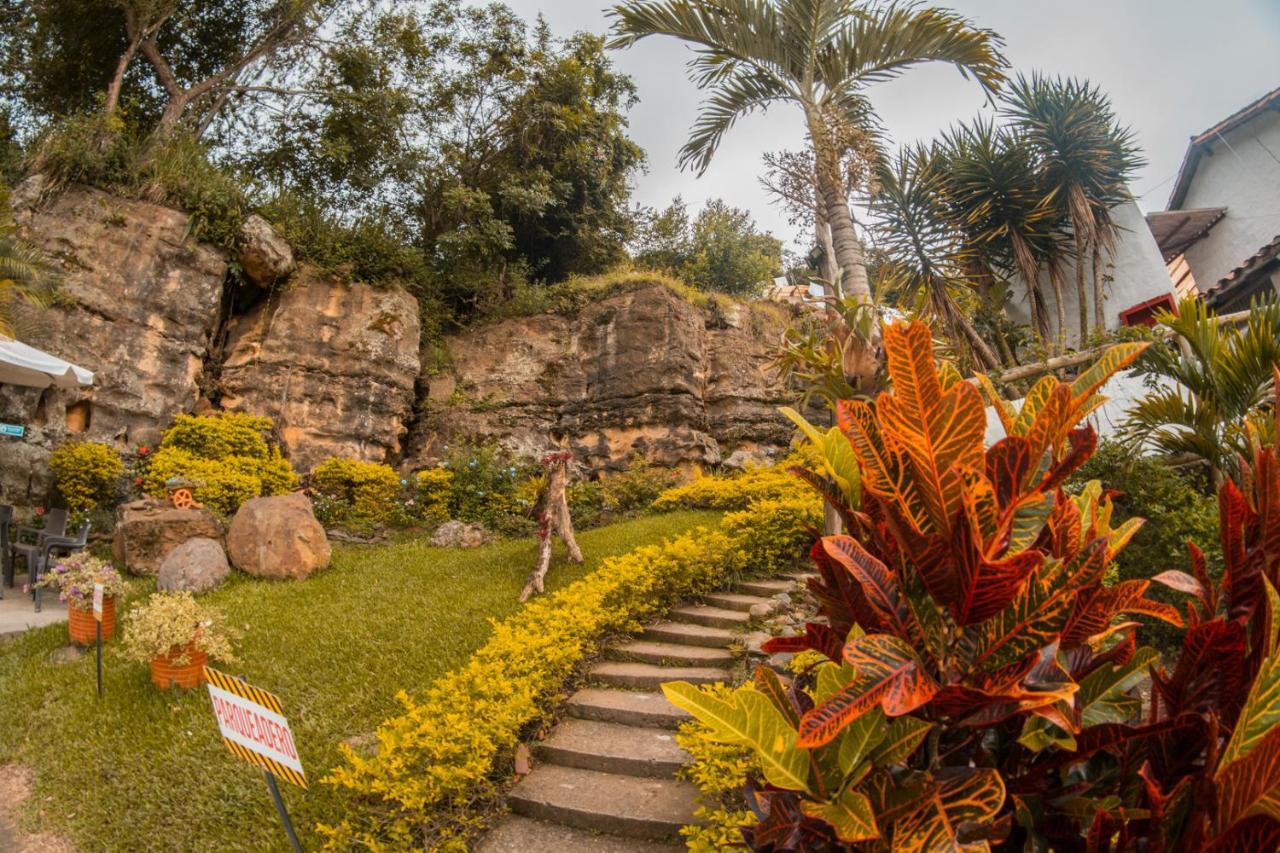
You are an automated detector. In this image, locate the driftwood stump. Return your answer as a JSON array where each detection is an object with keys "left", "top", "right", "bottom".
[{"left": 519, "top": 451, "right": 583, "bottom": 602}]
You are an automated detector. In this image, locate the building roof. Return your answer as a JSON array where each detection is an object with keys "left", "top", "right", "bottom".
[
  {"left": 1203, "top": 233, "right": 1280, "bottom": 307},
  {"left": 1145, "top": 207, "right": 1227, "bottom": 260},
  {"left": 1167, "top": 86, "right": 1280, "bottom": 210}
]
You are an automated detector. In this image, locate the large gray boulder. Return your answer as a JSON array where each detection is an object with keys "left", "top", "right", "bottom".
[
  {"left": 157, "top": 537, "right": 230, "bottom": 594},
  {"left": 227, "top": 492, "right": 331, "bottom": 580}
]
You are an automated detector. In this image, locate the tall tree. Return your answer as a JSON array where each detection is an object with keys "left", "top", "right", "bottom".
[
  {"left": 607, "top": 0, "right": 1006, "bottom": 308},
  {"left": 1002, "top": 72, "right": 1144, "bottom": 337}
]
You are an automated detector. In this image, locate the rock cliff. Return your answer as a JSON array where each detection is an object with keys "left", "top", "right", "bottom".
[
  {"left": 0, "top": 184, "right": 795, "bottom": 506},
  {"left": 408, "top": 284, "right": 792, "bottom": 470}
]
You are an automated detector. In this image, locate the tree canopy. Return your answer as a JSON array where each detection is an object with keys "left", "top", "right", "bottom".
[{"left": 633, "top": 197, "right": 783, "bottom": 296}]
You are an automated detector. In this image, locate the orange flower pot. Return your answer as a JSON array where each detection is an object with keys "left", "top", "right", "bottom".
[
  {"left": 68, "top": 598, "right": 115, "bottom": 646},
  {"left": 150, "top": 644, "right": 209, "bottom": 690}
]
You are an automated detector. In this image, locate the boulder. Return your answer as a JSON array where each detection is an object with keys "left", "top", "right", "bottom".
[
  {"left": 112, "top": 500, "right": 224, "bottom": 576},
  {"left": 220, "top": 270, "right": 421, "bottom": 471},
  {"left": 237, "top": 214, "right": 295, "bottom": 285},
  {"left": 227, "top": 492, "right": 331, "bottom": 580},
  {"left": 430, "top": 520, "right": 493, "bottom": 549},
  {"left": 156, "top": 537, "right": 230, "bottom": 594}
]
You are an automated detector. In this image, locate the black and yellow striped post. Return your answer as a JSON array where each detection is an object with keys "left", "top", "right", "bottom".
[{"left": 204, "top": 667, "right": 305, "bottom": 852}]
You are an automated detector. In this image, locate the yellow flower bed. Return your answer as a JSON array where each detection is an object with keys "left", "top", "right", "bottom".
[{"left": 319, "top": 474, "right": 817, "bottom": 851}]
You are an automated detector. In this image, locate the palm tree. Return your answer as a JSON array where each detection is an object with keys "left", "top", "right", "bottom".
[
  {"left": 1002, "top": 73, "right": 1144, "bottom": 338},
  {"left": 607, "top": 0, "right": 1007, "bottom": 307},
  {"left": 937, "top": 118, "right": 1070, "bottom": 347},
  {"left": 0, "top": 189, "right": 55, "bottom": 338},
  {"left": 870, "top": 144, "right": 999, "bottom": 370},
  {"left": 1122, "top": 296, "right": 1280, "bottom": 487}
]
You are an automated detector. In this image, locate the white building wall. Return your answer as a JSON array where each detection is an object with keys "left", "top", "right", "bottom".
[
  {"left": 1005, "top": 198, "right": 1177, "bottom": 346},
  {"left": 1180, "top": 109, "right": 1280, "bottom": 287}
]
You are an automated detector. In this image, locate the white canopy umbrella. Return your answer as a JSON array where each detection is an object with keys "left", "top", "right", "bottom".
[{"left": 0, "top": 337, "right": 94, "bottom": 389}]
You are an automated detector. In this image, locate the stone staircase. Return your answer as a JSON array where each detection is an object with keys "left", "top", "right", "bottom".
[{"left": 477, "top": 575, "right": 804, "bottom": 852}]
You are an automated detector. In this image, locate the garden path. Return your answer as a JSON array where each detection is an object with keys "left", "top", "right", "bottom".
[
  {"left": 478, "top": 571, "right": 813, "bottom": 851},
  {"left": 0, "top": 575, "right": 67, "bottom": 639}
]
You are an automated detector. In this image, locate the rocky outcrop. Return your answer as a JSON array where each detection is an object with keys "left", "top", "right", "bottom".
[
  {"left": 407, "top": 283, "right": 792, "bottom": 471},
  {"left": 226, "top": 492, "right": 331, "bottom": 580},
  {"left": 10, "top": 180, "right": 229, "bottom": 450},
  {"left": 112, "top": 500, "right": 225, "bottom": 576},
  {"left": 220, "top": 271, "right": 421, "bottom": 471}
]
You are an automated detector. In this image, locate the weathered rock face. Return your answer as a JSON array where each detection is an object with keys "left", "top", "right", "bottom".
[
  {"left": 220, "top": 270, "right": 421, "bottom": 472},
  {"left": 10, "top": 180, "right": 229, "bottom": 451},
  {"left": 238, "top": 214, "right": 294, "bottom": 285},
  {"left": 226, "top": 492, "right": 331, "bottom": 580},
  {"left": 157, "top": 536, "right": 230, "bottom": 594},
  {"left": 407, "top": 283, "right": 792, "bottom": 471},
  {"left": 112, "top": 500, "right": 225, "bottom": 576}
]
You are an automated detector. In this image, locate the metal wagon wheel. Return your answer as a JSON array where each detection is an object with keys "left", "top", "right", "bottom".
[{"left": 170, "top": 488, "right": 198, "bottom": 509}]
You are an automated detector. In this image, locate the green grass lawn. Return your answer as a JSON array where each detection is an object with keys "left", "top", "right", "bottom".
[{"left": 0, "top": 510, "right": 720, "bottom": 852}]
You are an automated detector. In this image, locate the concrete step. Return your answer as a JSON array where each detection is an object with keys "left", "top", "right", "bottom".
[
  {"left": 668, "top": 604, "right": 749, "bottom": 630},
  {"left": 703, "top": 592, "right": 772, "bottom": 613},
  {"left": 478, "top": 816, "right": 681, "bottom": 852},
  {"left": 534, "top": 719, "right": 690, "bottom": 778},
  {"left": 607, "top": 640, "right": 735, "bottom": 668},
  {"left": 643, "top": 621, "right": 736, "bottom": 649},
  {"left": 565, "top": 688, "right": 691, "bottom": 730},
  {"left": 737, "top": 578, "right": 796, "bottom": 597},
  {"left": 589, "top": 661, "right": 729, "bottom": 690},
  {"left": 784, "top": 571, "right": 818, "bottom": 583},
  {"left": 508, "top": 764, "right": 699, "bottom": 840}
]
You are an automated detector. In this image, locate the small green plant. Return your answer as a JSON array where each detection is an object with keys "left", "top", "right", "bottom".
[
  {"left": 675, "top": 683, "right": 759, "bottom": 851},
  {"left": 412, "top": 469, "right": 453, "bottom": 524},
  {"left": 122, "top": 592, "right": 238, "bottom": 665},
  {"left": 34, "top": 552, "right": 126, "bottom": 610},
  {"left": 144, "top": 412, "right": 297, "bottom": 515},
  {"left": 599, "top": 455, "right": 681, "bottom": 512},
  {"left": 49, "top": 441, "right": 124, "bottom": 518},
  {"left": 440, "top": 442, "right": 530, "bottom": 531}
]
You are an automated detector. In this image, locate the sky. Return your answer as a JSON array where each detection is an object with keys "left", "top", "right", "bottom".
[{"left": 504, "top": 0, "right": 1280, "bottom": 250}]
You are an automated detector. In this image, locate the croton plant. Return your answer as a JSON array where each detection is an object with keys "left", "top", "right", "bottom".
[{"left": 664, "top": 321, "right": 1280, "bottom": 851}]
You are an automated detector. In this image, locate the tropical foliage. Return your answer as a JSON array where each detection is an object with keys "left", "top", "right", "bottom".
[
  {"left": 667, "top": 320, "right": 1280, "bottom": 849},
  {"left": 0, "top": 182, "right": 56, "bottom": 336},
  {"left": 1123, "top": 295, "right": 1280, "bottom": 486}
]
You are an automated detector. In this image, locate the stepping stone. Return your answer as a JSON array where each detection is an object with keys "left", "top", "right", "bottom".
[
  {"left": 589, "top": 661, "right": 729, "bottom": 690},
  {"left": 534, "top": 719, "right": 691, "bottom": 778},
  {"left": 566, "top": 688, "right": 691, "bottom": 730},
  {"left": 643, "top": 621, "right": 735, "bottom": 649},
  {"left": 703, "top": 592, "right": 772, "bottom": 613},
  {"left": 508, "top": 764, "right": 699, "bottom": 840},
  {"left": 478, "top": 816, "right": 681, "bottom": 852},
  {"left": 668, "top": 604, "right": 749, "bottom": 629},
  {"left": 607, "top": 640, "right": 735, "bottom": 668},
  {"left": 737, "top": 578, "right": 796, "bottom": 597}
]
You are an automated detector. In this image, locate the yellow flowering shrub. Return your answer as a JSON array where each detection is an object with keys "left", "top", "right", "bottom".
[
  {"left": 318, "top": 491, "right": 820, "bottom": 850},
  {"left": 675, "top": 684, "right": 758, "bottom": 851},
  {"left": 413, "top": 469, "right": 453, "bottom": 523},
  {"left": 311, "top": 458, "right": 402, "bottom": 528},
  {"left": 652, "top": 465, "right": 803, "bottom": 512},
  {"left": 49, "top": 441, "right": 124, "bottom": 517},
  {"left": 143, "top": 412, "right": 297, "bottom": 515}
]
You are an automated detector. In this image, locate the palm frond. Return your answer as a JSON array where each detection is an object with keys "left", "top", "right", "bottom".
[{"left": 678, "top": 66, "right": 791, "bottom": 174}]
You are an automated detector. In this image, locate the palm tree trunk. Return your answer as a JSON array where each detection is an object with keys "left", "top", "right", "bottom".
[
  {"left": 1048, "top": 265, "right": 1067, "bottom": 352},
  {"left": 816, "top": 213, "right": 840, "bottom": 298},
  {"left": 1074, "top": 228, "right": 1090, "bottom": 343},
  {"left": 1091, "top": 242, "right": 1106, "bottom": 329},
  {"left": 806, "top": 107, "right": 871, "bottom": 304}
]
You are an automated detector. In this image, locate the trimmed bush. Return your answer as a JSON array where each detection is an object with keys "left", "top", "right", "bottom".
[
  {"left": 318, "top": 485, "right": 820, "bottom": 849},
  {"left": 311, "top": 458, "right": 403, "bottom": 530},
  {"left": 49, "top": 441, "right": 123, "bottom": 518},
  {"left": 652, "top": 465, "right": 802, "bottom": 512},
  {"left": 412, "top": 469, "right": 453, "bottom": 524},
  {"left": 143, "top": 413, "right": 297, "bottom": 515}
]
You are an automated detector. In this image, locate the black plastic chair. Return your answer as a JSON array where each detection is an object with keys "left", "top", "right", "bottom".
[
  {"left": 0, "top": 505, "right": 10, "bottom": 599},
  {"left": 32, "top": 520, "right": 91, "bottom": 613},
  {"left": 11, "top": 507, "right": 68, "bottom": 578}
]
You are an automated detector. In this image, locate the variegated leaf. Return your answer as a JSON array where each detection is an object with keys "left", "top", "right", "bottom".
[
  {"left": 1220, "top": 578, "right": 1280, "bottom": 768},
  {"left": 1215, "top": 726, "right": 1280, "bottom": 831},
  {"left": 892, "top": 768, "right": 1006, "bottom": 852},
  {"left": 1069, "top": 341, "right": 1151, "bottom": 405},
  {"left": 870, "top": 715, "right": 933, "bottom": 766},
  {"left": 798, "top": 634, "right": 939, "bottom": 748},
  {"left": 821, "top": 536, "right": 913, "bottom": 638},
  {"left": 836, "top": 706, "right": 887, "bottom": 773},
  {"left": 801, "top": 787, "right": 880, "bottom": 843},
  {"left": 975, "top": 373, "right": 1016, "bottom": 437}
]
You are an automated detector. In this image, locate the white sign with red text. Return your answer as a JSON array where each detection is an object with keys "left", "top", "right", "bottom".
[{"left": 204, "top": 668, "right": 307, "bottom": 788}]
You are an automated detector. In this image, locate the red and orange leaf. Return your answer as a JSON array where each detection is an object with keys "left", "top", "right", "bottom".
[
  {"left": 1204, "top": 815, "right": 1280, "bottom": 852},
  {"left": 1011, "top": 376, "right": 1061, "bottom": 437},
  {"left": 797, "top": 634, "right": 938, "bottom": 748},
  {"left": 821, "top": 535, "right": 914, "bottom": 639},
  {"left": 975, "top": 373, "right": 1016, "bottom": 436},
  {"left": 951, "top": 508, "right": 1043, "bottom": 626},
  {"left": 986, "top": 436, "right": 1034, "bottom": 511},
  {"left": 1025, "top": 383, "right": 1075, "bottom": 465},
  {"left": 1069, "top": 341, "right": 1151, "bottom": 407},
  {"left": 892, "top": 768, "right": 1006, "bottom": 852},
  {"left": 840, "top": 399, "right": 929, "bottom": 535},
  {"left": 1040, "top": 427, "right": 1098, "bottom": 493},
  {"left": 1060, "top": 581, "right": 1184, "bottom": 649}
]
